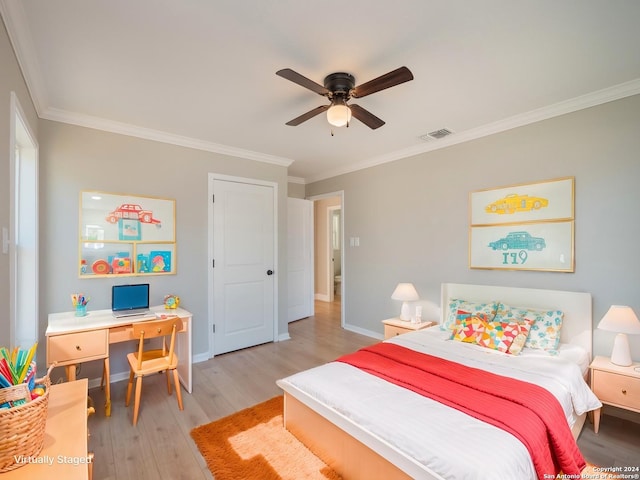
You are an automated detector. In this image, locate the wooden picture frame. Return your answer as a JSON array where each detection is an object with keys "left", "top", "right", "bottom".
[
  {"left": 469, "top": 177, "right": 575, "bottom": 272},
  {"left": 79, "top": 191, "right": 176, "bottom": 277},
  {"left": 470, "top": 177, "right": 574, "bottom": 226},
  {"left": 469, "top": 221, "right": 574, "bottom": 272}
]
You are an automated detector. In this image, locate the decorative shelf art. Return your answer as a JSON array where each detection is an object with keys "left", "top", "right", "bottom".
[{"left": 79, "top": 191, "right": 176, "bottom": 278}]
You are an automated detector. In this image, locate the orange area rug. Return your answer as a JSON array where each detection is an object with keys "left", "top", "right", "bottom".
[{"left": 191, "top": 396, "right": 341, "bottom": 480}]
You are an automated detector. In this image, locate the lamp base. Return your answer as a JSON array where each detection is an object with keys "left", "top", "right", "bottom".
[
  {"left": 399, "top": 302, "right": 411, "bottom": 322},
  {"left": 610, "top": 333, "right": 632, "bottom": 366}
]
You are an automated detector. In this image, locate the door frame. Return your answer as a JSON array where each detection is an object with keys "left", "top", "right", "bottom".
[
  {"left": 287, "top": 197, "right": 314, "bottom": 322},
  {"left": 207, "top": 173, "right": 279, "bottom": 358},
  {"left": 308, "top": 191, "right": 345, "bottom": 328},
  {"left": 327, "top": 205, "right": 341, "bottom": 303}
]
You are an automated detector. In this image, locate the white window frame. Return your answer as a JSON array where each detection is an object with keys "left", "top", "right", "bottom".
[{"left": 10, "top": 92, "right": 39, "bottom": 349}]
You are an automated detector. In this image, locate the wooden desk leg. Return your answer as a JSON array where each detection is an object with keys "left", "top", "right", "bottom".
[
  {"left": 593, "top": 407, "right": 601, "bottom": 433},
  {"left": 65, "top": 364, "right": 77, "bottom": 381},
  {"left": 103, "top": 357, "right": 111, "bottom": 417}
]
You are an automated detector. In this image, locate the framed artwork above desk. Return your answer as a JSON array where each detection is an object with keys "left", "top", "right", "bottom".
[{"left": 79, "top": 191, "right": 176, "bottom": 278}]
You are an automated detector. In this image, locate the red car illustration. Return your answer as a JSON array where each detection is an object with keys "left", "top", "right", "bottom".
[{"left": 105, "top": 204, "right": 161, "bottom": 226}]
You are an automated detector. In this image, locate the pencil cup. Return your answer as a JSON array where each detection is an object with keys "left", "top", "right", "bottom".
[{"left": 75, "top": 304, "right": 87, "bottom": 317}]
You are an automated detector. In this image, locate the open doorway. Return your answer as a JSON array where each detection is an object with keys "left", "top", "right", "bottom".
[
  {"left": 328, "top": 206, "right": 341, "bottom": 302},
  {"left": 309, "top": 192, "right": 344, "bottom": 326}
]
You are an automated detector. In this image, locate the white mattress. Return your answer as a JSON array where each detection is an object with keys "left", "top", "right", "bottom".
[{"left": 278, "top": 328, "right": 601, "bottom": 480}]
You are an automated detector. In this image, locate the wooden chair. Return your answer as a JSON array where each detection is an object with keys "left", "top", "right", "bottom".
[{"left": 125, "top": 317, "right": 184, "bottom": 425}]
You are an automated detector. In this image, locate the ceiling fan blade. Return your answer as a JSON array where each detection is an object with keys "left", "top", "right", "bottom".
[
  {"left": 351, "top": 66, "right": 414, "bottom": 98},
  {"left": 276, "top": 68, "right": 330, "bottom": 96},
  {"left": 285, "top": 105, "right": 330, "bottom": 126},
  {"left": 349, "top": 104, "right": 385, "bottom": 129}
]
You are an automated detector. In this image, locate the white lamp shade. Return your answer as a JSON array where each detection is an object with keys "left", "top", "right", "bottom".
[
  {"left": 597, "top": 305, "right": 640, "bottom": 366},
  {"left": 326, "top": 104, "right": 352, "bottom": 127},
  {"left": 391, "top": 283, "right": 419, "bottom": 321},
  {"left": 597, "top": 305, "right": 640, "bottom": 334},
  {"left": 391, "top": 283, "right": 419, "bottom": 301}
]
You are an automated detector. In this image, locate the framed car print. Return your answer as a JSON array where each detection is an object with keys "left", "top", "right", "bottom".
[
  {"left": 470, "top": 177, "right": 574, "bottom": 226},
  {"left": 469, "top": 177, "right": 575, "bottom": 272},
  {"left": 469, "top": 221, "right": 574, "bottom": 271}
]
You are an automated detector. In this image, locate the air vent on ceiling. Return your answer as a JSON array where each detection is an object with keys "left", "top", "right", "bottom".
[{"left": 419, "top": 128, "right": 454, "bottom": 141}]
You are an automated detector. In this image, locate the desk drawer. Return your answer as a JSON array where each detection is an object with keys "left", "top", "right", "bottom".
[
  {"left": 47, "top": 330, "right": 108, "bottom": 365},
  {"left": 592, "top": 370, "right": 640, "bottom": 411}
]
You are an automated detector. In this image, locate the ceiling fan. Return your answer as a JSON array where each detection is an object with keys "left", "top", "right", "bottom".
[{"left": 276, "top": 66, "right": 414, "bottom": 130}]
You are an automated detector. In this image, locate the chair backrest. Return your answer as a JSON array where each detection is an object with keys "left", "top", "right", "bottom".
[{"left": 132, "top": 317, "right": 183, "bottom": 369}]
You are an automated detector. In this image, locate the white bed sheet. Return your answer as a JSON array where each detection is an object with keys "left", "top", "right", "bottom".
[{"left": 278, "top": 328, "right": 601, "bottom": 480}]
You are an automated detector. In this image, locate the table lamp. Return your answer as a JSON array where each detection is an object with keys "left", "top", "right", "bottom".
[
  {"left": 597, "top": 305, "right": 640, "bottom": 366},
  {"left": 391, "top": 283, "right": 419, "bottom": 321}
]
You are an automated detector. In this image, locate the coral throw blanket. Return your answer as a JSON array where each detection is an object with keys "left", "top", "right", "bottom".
[{"left": 337, "top": 342, "right": 585, "bottom": 479}]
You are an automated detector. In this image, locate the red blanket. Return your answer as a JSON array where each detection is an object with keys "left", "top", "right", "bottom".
[{"left": 336, "top": 342, "right": 585, "bottom": 479}]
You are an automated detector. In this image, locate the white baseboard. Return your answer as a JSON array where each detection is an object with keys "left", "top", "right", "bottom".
[
  {"left": 343, "top": 323, "right": 383, "bottom": 340},
  {"left": 193, "top": 352, "right": 209, "bottom": 364},
  {"left": 88, "top": 370, "right": 130, "bottom": 390},
  {"left": 314, "top": 293, "right": 330, "bottom": 302}
]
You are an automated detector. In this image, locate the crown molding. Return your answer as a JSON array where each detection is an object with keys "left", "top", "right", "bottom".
[
  {"left": 42, "top": 107, "right": 294, "bottom": 167},
  {"left": 3, "top": 0, "right": 638, "bottom": 182},
  {"left": 304, "top": 78, "right": 640, "bottom": 184},
  {"left": 287, "top": 176, "right": 306, "bottom": 184}
]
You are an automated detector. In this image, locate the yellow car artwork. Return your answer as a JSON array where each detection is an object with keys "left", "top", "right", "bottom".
[{"left": 485, "top": 193, "right": 548, "bottom": 214}]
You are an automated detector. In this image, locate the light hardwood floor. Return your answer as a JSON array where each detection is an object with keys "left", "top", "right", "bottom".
[{"left": 87, "top": 300, "right": 640, "bottom": 479}]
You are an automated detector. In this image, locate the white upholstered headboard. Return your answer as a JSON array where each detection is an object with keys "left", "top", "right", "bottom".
[{"left": 441, "top": 283, "right": 592, "bottom": 358}]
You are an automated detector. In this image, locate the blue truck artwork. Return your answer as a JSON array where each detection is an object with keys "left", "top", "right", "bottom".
[{"left": 488, "top": 231, "right": 546, "bottom": 251}]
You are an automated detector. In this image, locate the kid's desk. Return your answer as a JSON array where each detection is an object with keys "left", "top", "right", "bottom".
[{"left": 46, "top": 307, "right": 192, "bottom": 416}]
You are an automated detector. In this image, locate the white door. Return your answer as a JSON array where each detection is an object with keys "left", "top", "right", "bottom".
[
  {"left": 211, "top": 178, "right": 275, "bottom": 355},
  {"left": 287, "top": 198, "right": 314, "bottom": 322}
]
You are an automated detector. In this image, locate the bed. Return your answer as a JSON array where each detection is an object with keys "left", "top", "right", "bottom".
[{"left": 276, "top": 283, "right": 602, "bottom": 480}]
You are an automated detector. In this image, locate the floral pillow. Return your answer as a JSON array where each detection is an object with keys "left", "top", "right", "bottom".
[
  {"left": 495, "top": 303, "right": 564, "bottom": 351},
  {"left": 442, "top": 299, "right": 497, "bottom": 331},
  {"left": 450, "top": 314, "right": 491, "bottom": 343}
]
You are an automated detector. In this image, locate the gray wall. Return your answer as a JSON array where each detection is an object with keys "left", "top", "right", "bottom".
[
  {"left": 0, "top": 18, "right": 39, "bottom": 347},
  {"left": 306, "top": 94, "right": 640, "bottom": 360},
  {"left": 38, "top": 120, "right": 289, "bottom": 378},
  {"left": 287, "top": 181, "right": 305, "bottom": 199}
]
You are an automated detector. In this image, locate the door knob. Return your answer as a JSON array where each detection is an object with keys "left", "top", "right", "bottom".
[{"left": 267, "top": 269, "right": 274, "bottom": 275}]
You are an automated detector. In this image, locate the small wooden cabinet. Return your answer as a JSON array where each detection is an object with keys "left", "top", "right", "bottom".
[
  {"left": 382, "top": 317, "right": 436, "bottom": 340},
  {"left": 589, "top": 355, "right": 640, "bottom": 433},
  {"left": 0, "top": 379, "right": 90, "bottom": 479}
]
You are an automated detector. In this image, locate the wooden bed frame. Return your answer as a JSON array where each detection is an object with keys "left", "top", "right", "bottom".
[{"left": 278, "top": 283, "right": 593, "bottom": 480}]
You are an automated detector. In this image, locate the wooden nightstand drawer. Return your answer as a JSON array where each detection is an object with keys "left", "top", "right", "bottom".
[
  {"left": 382, "top": 318, "right": 436, "bottom": 340},
  {"left": 385, "top": 325, "right": 410, "bottom": 339},
  {"left": 47, "top": 329, "right": 108, "bottom": 365},
  {"left": 592, "top": 369, "right": 640, "bottom": 409}
]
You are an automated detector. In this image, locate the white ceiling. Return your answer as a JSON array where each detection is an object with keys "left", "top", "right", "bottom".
[{"left": 2, "top": 1, "right": 640, "bottom": 183}]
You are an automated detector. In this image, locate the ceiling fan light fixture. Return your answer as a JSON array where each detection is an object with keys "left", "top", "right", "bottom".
[{"left": 326, "top": 104, "right": 352, "bottom": 127}]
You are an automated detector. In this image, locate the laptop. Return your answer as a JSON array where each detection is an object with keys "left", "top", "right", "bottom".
[{"left": 112, "top": 283, "right": 152, "bottom": 318}]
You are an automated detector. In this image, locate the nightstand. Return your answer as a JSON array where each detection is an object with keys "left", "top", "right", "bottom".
[
  {"left": 589, "top": 355, "right": 640, "bottom": 433},
  {"left": 382, "top": 317, "right": 436, "bottom": 340}
]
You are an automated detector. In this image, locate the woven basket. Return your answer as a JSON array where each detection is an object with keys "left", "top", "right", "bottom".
[{"left": 0, "top": 367, "right": 53, "bottom": 473}]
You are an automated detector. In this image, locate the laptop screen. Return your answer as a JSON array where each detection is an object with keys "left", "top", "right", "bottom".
[{"left": 112, "top": 283, "right": 150, "bottom": 312}]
